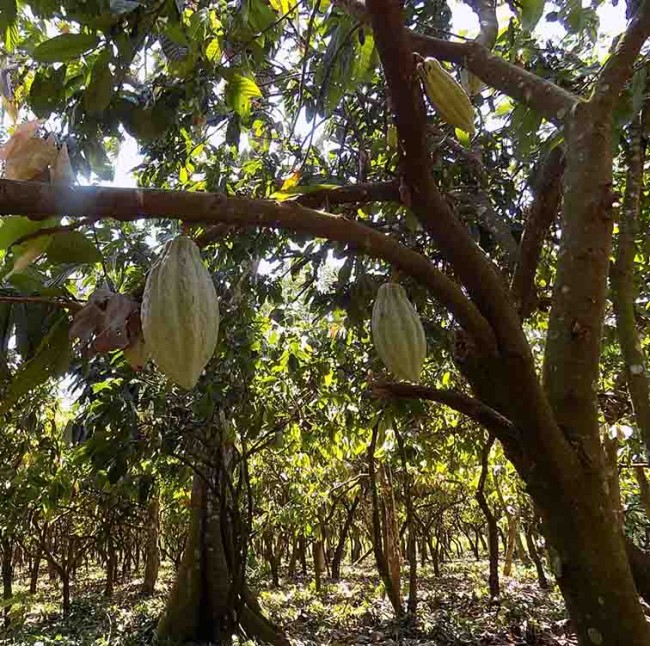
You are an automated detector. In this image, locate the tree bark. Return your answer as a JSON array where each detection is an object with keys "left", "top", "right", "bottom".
[
  {"left": 396, "top": 429, "right": 417, "bottom": 616},
  {"left": 104, "top": 536, "right": 116, "bottom": 597},
  {"left": 312, "top": 540, "right": 325, "bottom": 592},
  {"left": 367, "top": 425, "right": 403, "bottom": 616},
  {"left": 1, "top": 535, "right": 13, "bottom": 629},
  {"left": 525, "top": 525, "right": 549, "bottom": 590},
  {"left": 635, "top": 467, "right": 650, "bottom": 518},
  {"left": 475, "top": 437, "right": 499, "bottom": 599},
  {"left": 611, "top": 116, "right": 650, "bottom": 456},
  {"left": 142, "top": 493, "right": 160, "bottom": 596},
  {"left": 61, "top": 573, "right": 71, "bottom": 618},
  {"left": 29, "top": 545, "right": 41, "bottom": 594},
  {"left": 287, "top": 537, "right": 298, "bottom": 579},
  {"left": 331, "top": 495, "right": 360, "bottom": 581},
  {"left": 157, "top": 466, "right": 287, "bottom": 645},
  {"left": 503, "top": 516, "right": 517, "bottom": 577}
]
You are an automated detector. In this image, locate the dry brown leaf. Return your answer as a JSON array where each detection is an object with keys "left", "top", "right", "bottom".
[
  {"left": 0, "top": 120, "right": 43, "bottom": 160},
  {"left": 70, "top": 289, "right": 141, "bottom": 356},
  {"left": 4, "top": 136, "right": 57, "bottom": 180}
]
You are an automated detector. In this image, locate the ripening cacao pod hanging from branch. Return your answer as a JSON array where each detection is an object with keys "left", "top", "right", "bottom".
[
  {"left": 141, "top": 236, "right": 220, "bottom": 389},
  {"left": 417, "top": 58, "right": 476, "bottom": 135},
  {"left": 371, "top": 283, "right": 427, "bottom": 383}
]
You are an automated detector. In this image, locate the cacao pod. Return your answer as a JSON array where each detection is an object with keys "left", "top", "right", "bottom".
[
  {"left": 417, "top": 58, "right": 476, "bottom": 135},
  {"left": 371, "top": 283, "right": 426, "bottom": 383},
  {"left": 141, "top": 236, "right": 220, "bottom": 389}
]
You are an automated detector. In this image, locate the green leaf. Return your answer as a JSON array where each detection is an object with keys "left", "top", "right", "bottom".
[
  {"left": 33, "top": 33, "right": 99, "bottom": 63},
  {"left": 0, "top": 217, "right": 43, "bottom": 249},
  {"left": 520, "top": 0, "right": 545, "bottom": 31},
  {"left": 225, "top": 74, "right": 262, "bottom": 117},
  {"left": 29, "top": 65, "right": 67, "bottom": 119},
  {"left": 45, "top": 231, "right": 102, "bottom": 265},
  {"left": 0, "top": 315, "right": 71, "bottom": 414},
  {"left": 84, "top": 50, "right": 114, "bottom": 114}
]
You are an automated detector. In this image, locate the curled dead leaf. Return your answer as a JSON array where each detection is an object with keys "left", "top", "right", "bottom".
[{"left": 69, "top": 289, "right": 141, "bottom": 356}]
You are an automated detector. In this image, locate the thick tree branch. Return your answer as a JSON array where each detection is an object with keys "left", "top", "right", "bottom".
[
  {"left": 593, "top": 0, "right": 650, "bottom": 109},
  {"left": 0, "top": 179, "right": 497, "bottom": 350},
  {"left": 543, "top": 100, "right": 614, "bottom": 453},
  {"left": 366, "top": 0, "right": 525, "bottom": 357},
  {"left": 194, "top": 182, "right": 401, "bottom": 248},
  {"left": 511, "top": 147, "right": 565, "bottom": 318},
  {"left": 370, "top": 380, "right": 517, "bottom": 442},
  {"left": 333, "top": 0, "right": 578, "bottom": 123},
  {"left": 291, "top": 181, "right": 400, "bottom": 208},
  {"left": 468, "top": 0, "right": 498, "bottom": 48},
  {"left": 611, "top": 117, "right": 650, "bottom": 456}
]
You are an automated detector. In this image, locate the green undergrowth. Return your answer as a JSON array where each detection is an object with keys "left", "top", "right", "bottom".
[{"left": 0, "top": 560, "right": 572, "bottom": 645}]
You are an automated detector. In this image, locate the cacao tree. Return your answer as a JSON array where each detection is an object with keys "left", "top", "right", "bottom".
[{"left": 1, "top": 0, "right": 650, "bottom": 643}]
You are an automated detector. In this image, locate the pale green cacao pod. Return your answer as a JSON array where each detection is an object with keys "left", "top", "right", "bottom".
[
  {"left": 141, "top": 236, "right": 220, "bottom": 389},
  {"left": 417, "top": 58, "right": 476, "bottom": 135},
  {"left": 371, "top": 283, "right": 426, "bottom": 382}
]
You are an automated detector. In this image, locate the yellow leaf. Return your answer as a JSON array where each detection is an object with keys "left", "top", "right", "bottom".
[
  {"left": 205, "top": 38, "right": 221, "bottom": 62},
  {"left": 281, "top": 171, "right": 301, "bottom": 191},
  {"left": 269, "top": 0, "right": 290, "bottom": 13}
]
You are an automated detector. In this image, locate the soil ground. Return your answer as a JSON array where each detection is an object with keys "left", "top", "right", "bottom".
[{"left": 0, "top": 560, "right": 575, "bottom": 645}]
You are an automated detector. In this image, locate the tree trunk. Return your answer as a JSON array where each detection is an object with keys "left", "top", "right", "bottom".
[
  {"left": 635, "top": 466, "right": 650, "bottom": 519},
  {"left": 514, "top": 526, "right": 530, "bottom": 566},
  {"left": 142, "top": 493, "right": 160, "bottom": 596},
  {"left": 331, "top": 495, "right": 360, "bottom": 581},
  {"left": 298, "top": 536, "right": 307, "bottom": 576},
  {"left": 1, "top": 535, "right": 13, "bottom": 629},
  {"left": 350, "top": 529, "right": 362, "bottom": 563},
  {"left": 396, "top": 428, "right": 417, "bottom": 616},
  {"left": 611, "top": 116, "right": 650, "bottom": 457},
  {"left": 525, "top": 525, "right": 549, "bottom": 590},
  {"left": 287, "top": 537, "right": 298, "bottom": 579},
  {"left": 503, "top": 515, "right": 517, "bottom": 577},
  {"left": 477, "top": 529, "right": 488, "bottom": 553},
  {"left": 157, "top": 470, "right": 287, "bottom": 645},
  {"left": 367, "top": 425, "right": 403, "bottom": 616},
  {"left": 264, "top": 531, "right": 281, "bottom": 588},
  {"left": 313, "top": 540, "right": 324, "bottom": 592},
  {"left": 475, "top": 437, "right": 499, "bottom": 599},
  {"left": 104, "top": 537, "right": 116, "bottom": 597},
  {"left": 430, "top": 534, "right": 440, "bottom": 577},
  {"left": 29, "top": 545, "right": 41, "bottom": 594},
  {"left": 61, "top": 572, "right": 71, "bottom": 618}
]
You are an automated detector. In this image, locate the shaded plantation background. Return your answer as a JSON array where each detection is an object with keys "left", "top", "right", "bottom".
[{"left": 1, "top": 0, "right": 650, "bottom": 644}]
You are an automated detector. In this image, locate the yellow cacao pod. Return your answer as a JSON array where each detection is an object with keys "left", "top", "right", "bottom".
[
  {"left": 418, "top": 58, "right": 476, "bottom": 135},
  {"left": 371, "top": 283, "right": 426, "bottom": 383},
  {"left": 141, "top": 236, "right": 220, "bottom": 389}
]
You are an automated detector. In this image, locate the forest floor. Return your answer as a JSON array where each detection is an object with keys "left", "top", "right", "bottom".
[{"left": 0, "top": 559, "right": 576, "bottom": 645}]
